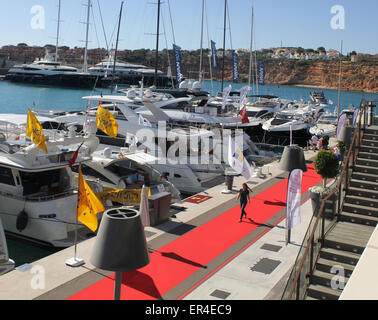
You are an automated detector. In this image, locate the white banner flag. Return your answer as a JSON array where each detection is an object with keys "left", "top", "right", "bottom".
[
  {"left": 286, "top": 169, "right": 303, "bottom": 229},
  {"left": 139, "top": 185, "right": 150, "bottom": 227},
  {"left": 222, "top": 84, "right": 232, "bottom": 110},
  {"left": 336, "top": 113, "right": 346, "bottom": 139},
  {"left": 352, "top": 108, "right": 359, "bottom": 127},
  {"left": 239, "top": 86, "right": 250, "bottom": 110},
  {"left": 228, "top": 135, "right": 252, "bottom": 180}
]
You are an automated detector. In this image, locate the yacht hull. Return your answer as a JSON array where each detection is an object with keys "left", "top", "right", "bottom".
[
  {"left": 4, "top": 73, "right": 111, "bottom": 88},
  {"left": 0, "top": 192, "right": 91, "bottom": 248}
]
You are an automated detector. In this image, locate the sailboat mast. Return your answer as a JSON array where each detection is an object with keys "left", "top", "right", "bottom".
[
  {"left": 55, "top": 0, "right": 61, "bottom": 62},
  {"left": 199, "top": 0, "right": 205, "bottom": 82},
  {"left": 110, "top": 1, "right": 124, "bottom": 94},
  {"left": 337, "top": 40, "right": 343, "bottom": 120},
  {"left": 83, "top": 0, "right": 91, "bottom": 73},
  {"left": 248, "top": 6, "right": 254, "bottom": 92},
  {"left": 154, "top": 0, "right": 161, "bottom": 87},
  {"left": 221, "top": 0, "right": 227, "bottom": 91},
  {"left": 204, "top": 0, "right": 214, "bottom": 93}
]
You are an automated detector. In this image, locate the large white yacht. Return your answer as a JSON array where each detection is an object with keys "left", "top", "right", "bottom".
[
  {"left": 89, "top": 54, "right": 160, "bottom": 77},
  {"left": 88, "top": 53, "right": 172, "bottom": 87},
  {"left": 0, "top": 114, "right": 100, "bottom": 247},
  {"left": 5, "top": 50, "right": 109, "bottom": 88}
]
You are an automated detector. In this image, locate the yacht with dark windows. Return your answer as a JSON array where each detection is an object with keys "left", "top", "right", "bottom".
[
  {"left": 0, "top": 114, "right": 100, "bottom": 247},
  {"left": 310, "top": 91, "right": 328, "bottom": 106},
  {"left": 5, "top": 50, "right": 110, "bottom": 88},
  {"left": 88, "top": 53, "right": 173, "bottom": 88}
]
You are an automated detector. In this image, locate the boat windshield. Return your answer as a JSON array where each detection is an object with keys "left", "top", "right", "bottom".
[{"left": 276, "top": 113, "right": 294, "bottom": 120}]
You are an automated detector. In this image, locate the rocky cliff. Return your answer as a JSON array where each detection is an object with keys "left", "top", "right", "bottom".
[{"left": 260, "top": 60, "right": 378, "bottom": 93}]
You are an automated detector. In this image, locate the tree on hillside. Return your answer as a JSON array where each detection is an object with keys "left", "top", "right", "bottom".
[{"left": 317, "top": 47, "right": 326, "bottom": 53}]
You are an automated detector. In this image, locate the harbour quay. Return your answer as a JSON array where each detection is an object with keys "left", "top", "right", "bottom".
[{"left": 0, "top": 145, "right": 326, "bottom": 300}]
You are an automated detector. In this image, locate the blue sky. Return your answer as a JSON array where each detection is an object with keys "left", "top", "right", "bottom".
[{"left": 0, "top": 0, "right": 377, "bottom": 54}]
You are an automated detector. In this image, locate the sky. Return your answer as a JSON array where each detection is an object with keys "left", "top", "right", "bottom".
[{"left": 0, "top": 0, "right": 377, "bottom": 54}]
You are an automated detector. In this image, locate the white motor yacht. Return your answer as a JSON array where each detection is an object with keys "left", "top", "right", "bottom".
[
  {"left": 5, "top": 50, "right": 107, "bottom": 88},
  {"left": 70, "top": 145, "right": 182, "bottom": 203},
  {"left": 310, "top": 91, "right": 328, "bottom": 106},
  {"left": 0, "top": 114, "right": 100, "bottom": 247}
]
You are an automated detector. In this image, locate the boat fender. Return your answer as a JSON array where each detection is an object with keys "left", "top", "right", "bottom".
[{"left": 16, "top": 210, "right": 28, "bottom": 232}]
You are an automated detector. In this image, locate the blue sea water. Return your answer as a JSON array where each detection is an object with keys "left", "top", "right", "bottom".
[
  {"left": 0, "top": 80, "right": 377, "bottom": 116},
  {"left": 1, "top": 79, "right": 377, "bottom": 267}
]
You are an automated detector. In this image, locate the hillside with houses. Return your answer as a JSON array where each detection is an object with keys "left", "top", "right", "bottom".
[{"left": 0, "top": 44, "right": 376, "bottom": 92}]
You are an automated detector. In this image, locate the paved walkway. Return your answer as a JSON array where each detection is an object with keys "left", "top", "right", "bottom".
[{"left": 0, "top": 147, "right": 323, "bottom": 300}]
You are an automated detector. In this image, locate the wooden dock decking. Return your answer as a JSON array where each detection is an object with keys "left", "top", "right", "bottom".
[{"left": 325, "top": 222, "right": 374, "bottom": 251}]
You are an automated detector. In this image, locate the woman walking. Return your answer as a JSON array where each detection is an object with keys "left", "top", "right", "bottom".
[{"left": 237, "top": 183, "right": 252, "bottom": 222}]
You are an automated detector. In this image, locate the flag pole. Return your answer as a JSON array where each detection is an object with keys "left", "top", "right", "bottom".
[
  {"left": 73, "top": 215, "right": 78, "bottom": 261},
  {"left": 66, "top": 164, "right": 85, "bottom": 267},
  {"left": 286, "top": 170, "right": 292, "bottom": 245}
]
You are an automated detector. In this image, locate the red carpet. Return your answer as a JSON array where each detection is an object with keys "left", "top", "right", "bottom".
[{"left": 68, "top": 164, "right": 322, "bottom": 300}]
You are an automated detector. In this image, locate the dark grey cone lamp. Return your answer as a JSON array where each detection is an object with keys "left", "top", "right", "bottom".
[
  {"left": 338, "top": 125, "right": 354, "bottom": 149},
  {"left": 279, "top": 145, "right": 308, "bottom": 173},
  {"left": 279, "top": 145, "right": 307, "bottom": 245},
  {"left": 90, "top": 207, "right": 150, "bottom": 300}
]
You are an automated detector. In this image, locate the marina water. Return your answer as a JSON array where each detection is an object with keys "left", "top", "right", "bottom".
[{"left": 1, "top": 80, "right": 377, "bottom": 267}]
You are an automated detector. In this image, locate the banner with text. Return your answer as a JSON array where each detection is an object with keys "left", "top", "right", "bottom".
[
  {"left": 232, "top": 51, "right": 238, "bottom": 83},
  {"left": 258, "top": 61, "right": 265, "bottom": 85},
  {"left": 173, "top": 44, "right": 184, "bottom": 84},
  {"left": 96, "top": 187, "right": 151, "bottom": 204},
  {"left": 286, "top": 169, "right": 303, "bottom": 229},
  {"left": 211, "top": 40, "right": 218, "bottom": 70}
]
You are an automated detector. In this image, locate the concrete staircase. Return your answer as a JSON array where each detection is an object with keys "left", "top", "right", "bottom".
[{"left": 305, "top": 126, "right": 378, "bottom": 300}]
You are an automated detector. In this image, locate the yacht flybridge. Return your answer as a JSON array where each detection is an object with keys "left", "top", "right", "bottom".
[{"left": 0, "top": 115, "right": 100, "bottom": 247}]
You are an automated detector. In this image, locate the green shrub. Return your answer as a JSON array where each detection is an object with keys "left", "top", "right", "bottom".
[
  {"left": 337, "top": 141, "right": 346, "bottom": 155},
  {"left": 314, "top": 150, "right": 339, "bottom": 183}
]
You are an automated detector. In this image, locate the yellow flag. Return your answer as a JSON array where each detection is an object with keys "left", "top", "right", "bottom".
[
  {"left": 96, "top": 105, "right": 118, "bottom": 138},
  {"left": 26, "top": 109, "right": 48, "bottom": 154},
  {"left": 77, "top": 166, "right": 105, "bottom": 232}
]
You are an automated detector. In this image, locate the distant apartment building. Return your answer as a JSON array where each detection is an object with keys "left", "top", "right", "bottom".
[
  {"left": 351, "top": 53, "right": 378, "bottom": 63},
  {"left": 264, "top": 47, "right": 340, "bottom": 61}
]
